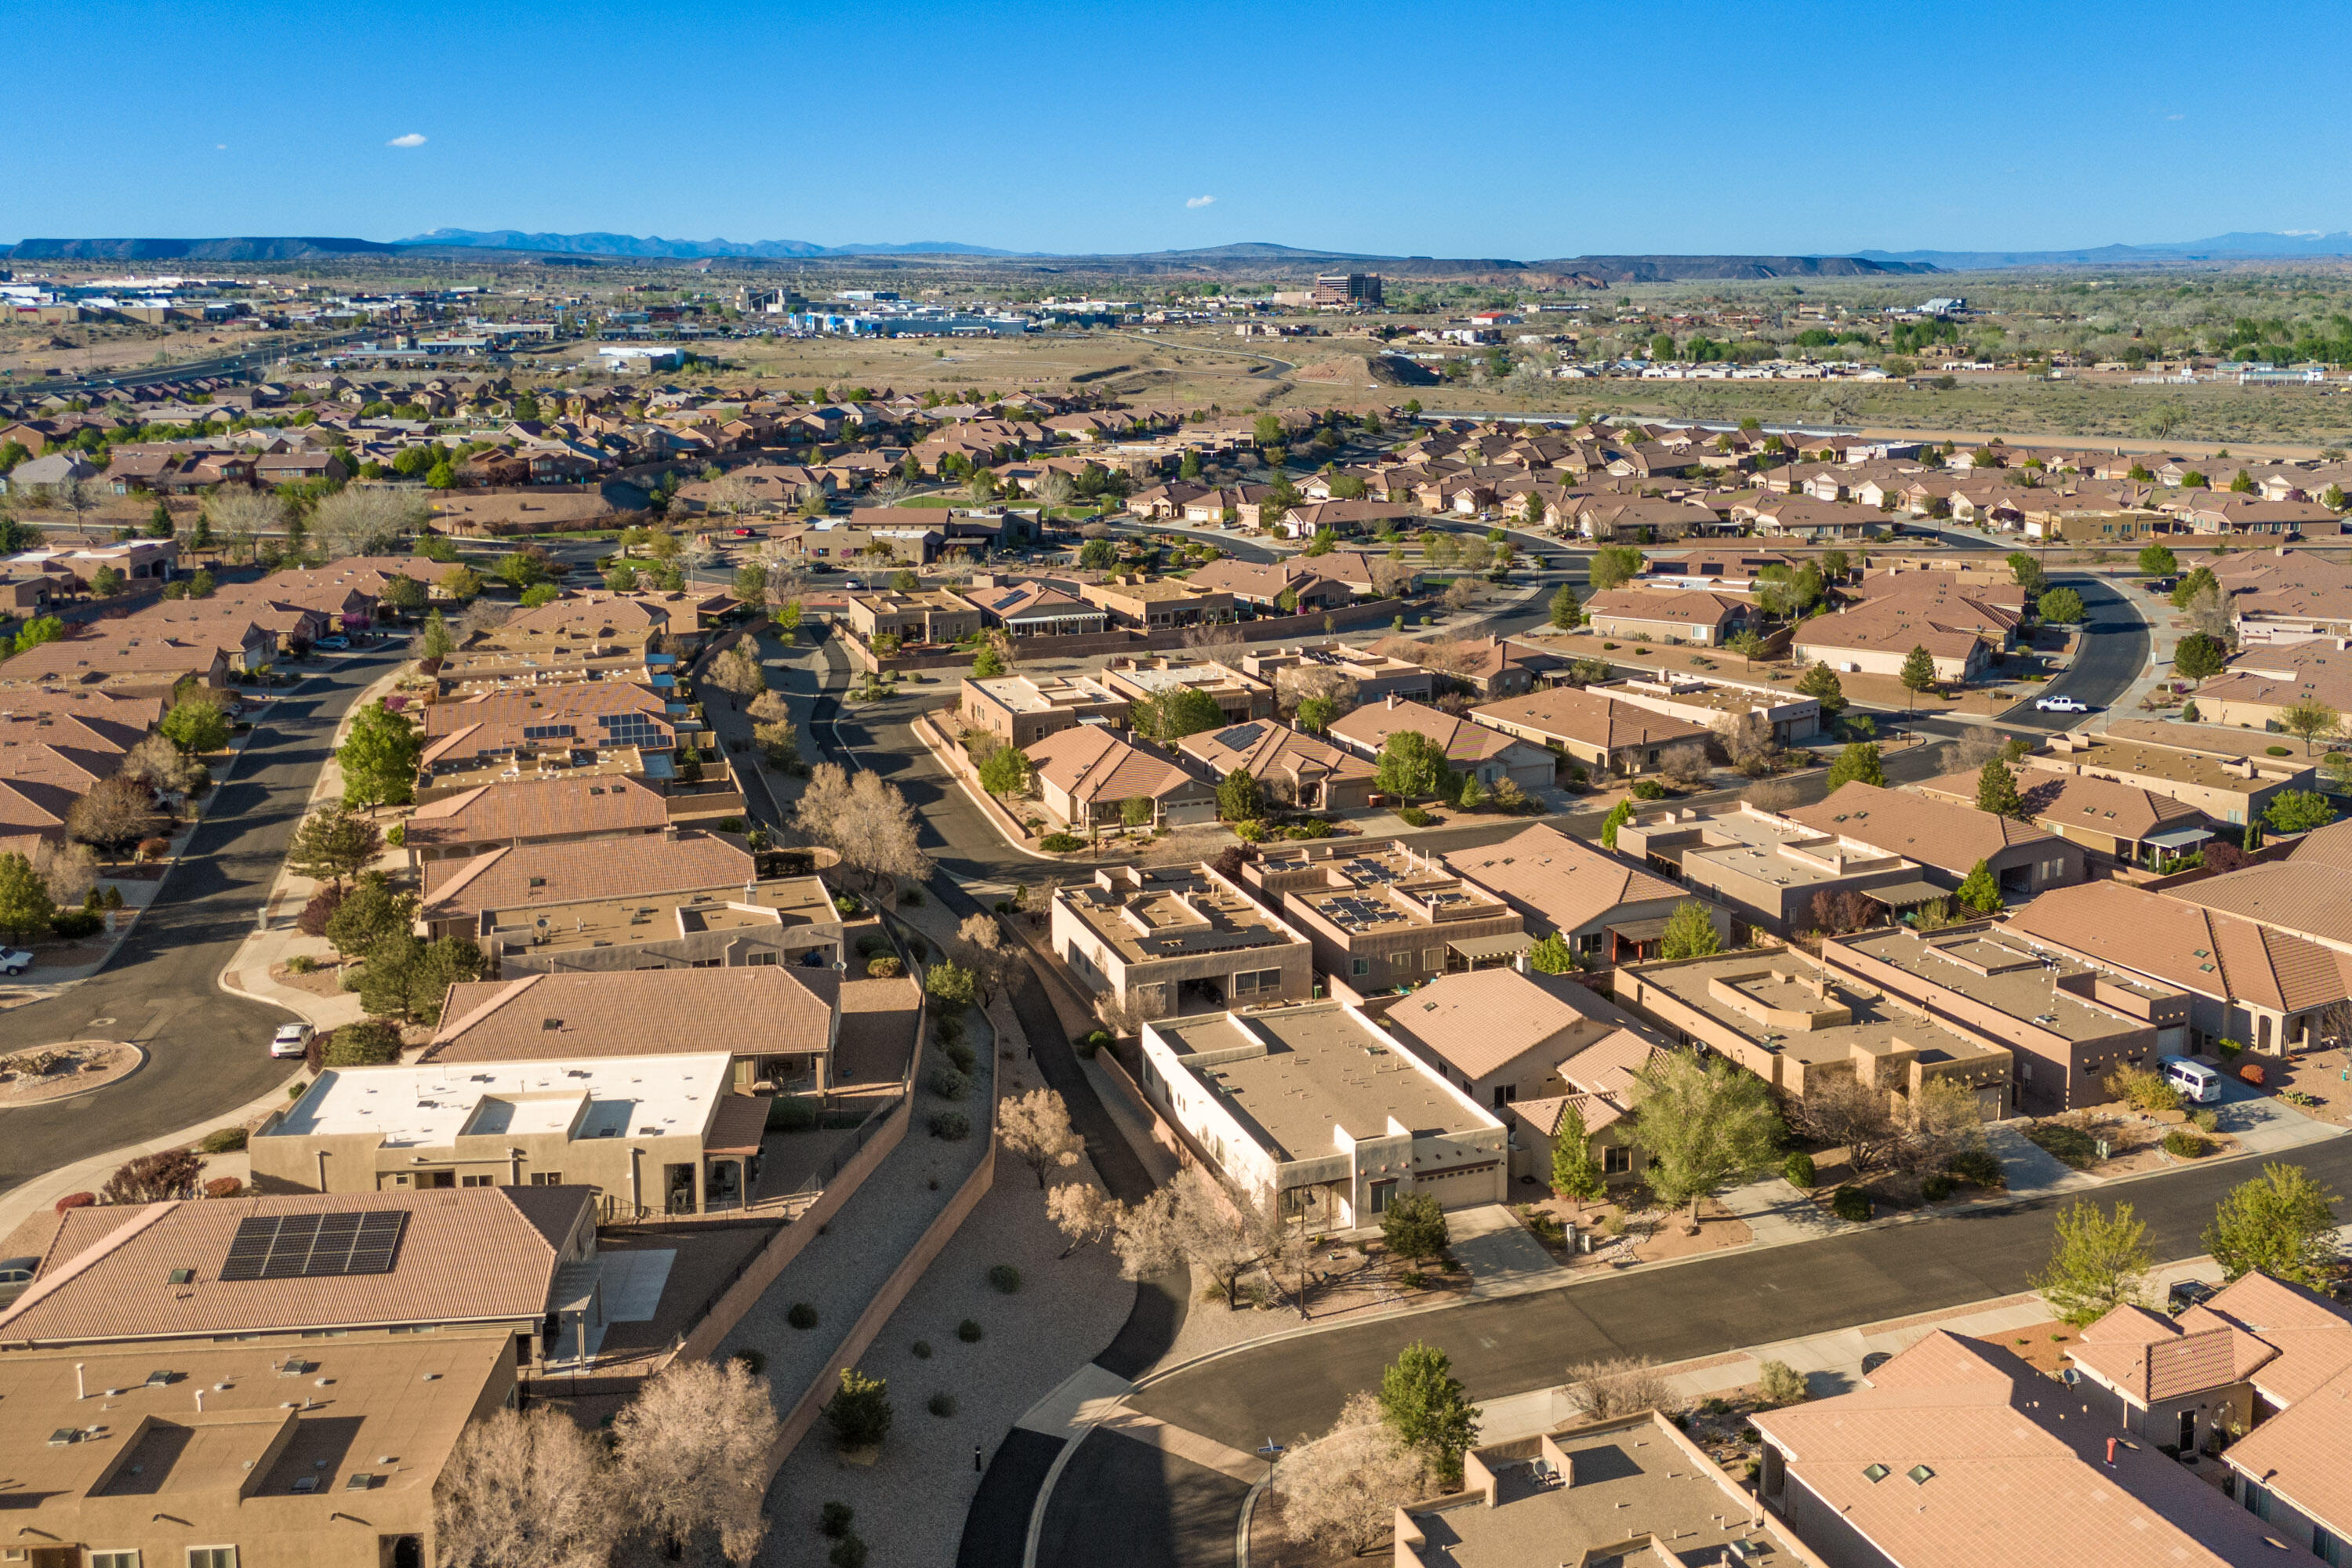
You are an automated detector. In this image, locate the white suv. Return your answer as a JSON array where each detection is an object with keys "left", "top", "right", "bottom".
[{"left": 270, "top": 1022, "right": 315, "bottom": 1059}]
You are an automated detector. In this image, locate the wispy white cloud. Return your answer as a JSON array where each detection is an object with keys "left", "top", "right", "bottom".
[
  {"left": 388, "top": 132, "right": 428, "bottom": 147},
  {"left": 2165, "top": 112, "right": 2184, "bottom": 122},
  {"left": 1185, "top": 194, "right": 1214, "bottom": 209}
]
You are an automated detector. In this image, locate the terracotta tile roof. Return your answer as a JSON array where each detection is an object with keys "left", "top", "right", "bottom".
[
  {"left": 2167, "top": 862, "right": 2352, "bottom": 949},
  {"left": 1178, "top": 720, "right": 1374, "bottom": 794},
  {"left": 1559, "top": 1026, "right": 1668, "bottom": 1098},
  {"left": 1753, "top": 1330, "right": 2290, "bottom": 1568},
  {"left": 1328, "top": 698, "right": 1530, "bottom": 768},
  {"left": 1918, "top": 762, "right": 2206, "bottom": 843},
  {"left": 423, "top": 967, "right": 839, "bottom": 1062},
  {"left": 1470, "top": 687, "right": 1713, "bottom": 753},
  {"left": 1583, "top": 586, "right": 1752, "bottom": 627},
  {"left": 1511, "top": 1089, "right": 1627, "bottom": 1138},
  {"left": 2290, "top": 818, "right": 2352, "bottom": 871},
  {"left": 401, "top": 775, "right": 670, "bottom": 848},
  {"left": 419, "top": 680, "right": 670, "bottom": 739},
  {"left": 1785, "top": 782, "right": 2056, "bottom": 877},
  {"left": 1024, "top": 724, "right": 1200, "bottom": 808},
  {"left": 2003, "top": 881, "right": 2352, "bottom": 1012},
  {"left": 419, "top": 829, "right": 754, "bottom": 924},
  {"left": 1440, "top": 823, "right": 1687, "bottom": 936},
  {"left": 1382, "top": 968, "right": 1646, "bottom": 1080},
  {"left": 2186, "top": 1271, "right": 2352, "bottom": 1405},
  {"left": 0, "top": 1187, "right": 587, "bottom": 1347}
]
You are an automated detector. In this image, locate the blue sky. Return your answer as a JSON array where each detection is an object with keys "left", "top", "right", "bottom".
[{"left": 15, "top": 0, "right": 2352, "bottom": 258}]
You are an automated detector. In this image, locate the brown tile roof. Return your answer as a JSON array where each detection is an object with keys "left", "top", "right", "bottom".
[
  {"left": 401, "top": 775, "right": 670, "bottom": 848},
  {"left": 1024, "top": 724, "right": 1200, "bottom": 808},
  {"left": 2291, "top": 817, "right": 2352, "bottom": 871},
  {"left": 1382, "top": 968, "right": 1647, "bottom": 1080},
  {"left": 1469, "top": 687, "right": 1713, "bottom": 752},
  {"left": 2167, "top": 862, "right": 2352, "bottom": 949},
  {"left": 423, "top": 967, "right": 839, "bottom": 1062},
  {"left": 2003, "top": 881, "right": 2352, "bottom": 1013},
  {"left": 0, "top": 1187, "right": 587, "bottom": 1347},
  {"left": 1177, "top": 720, "right": 1374, "bottom": 794},
  {"left": 1439, "top": 823, "right": 1687, "bottom": 935},
  {"left": 1785, "top": 782, "right": 2056, "bottom": 877},
  {"left": 1918, "top": 762, "right": 2207, "bottom": 843},
  {"left": 419, "top": 828, "right": 754, "bottom": 924},
  {"left": 1583, "top": 586, "right": 1751, "bottom": 627},
  {"left": 1328, "top": 698, "right": 1530, "bottom": 768},
  {"left": 1753, "top": 1330, "right": 2290, "bottom": 1568}
]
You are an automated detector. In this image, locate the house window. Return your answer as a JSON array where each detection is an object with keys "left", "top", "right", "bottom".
[
  {"left": 1490, "top": 1084, "right": 1517, "bottom": 1107},
  {"left": 1368, "top": 1178, "right": 1397, "bottom": 1214},
  {"left": 530, "top": 1172, "right": 565, "bottom": 1186},
  {"left": 189, "top": 1551, "right": 239, "bottom": 1568},
  {"left": 1351, "top": 956, "right": 1372, "bottom": 978},
  {"left": 91, "top": 1553, "right": 141, "bottom": 1568},
  {"left": 1424, "top": 949, "right": 1443, "bottom": 972},
  {"left": 1389, "top": 951, "right": 1413, "bottom": 971},
  {"left": 460, "top": 1174, "right": 494, "bottom": 1188},
  {"left": 1602, "top": 1145, "right": 1632, "bottom": 1175}
]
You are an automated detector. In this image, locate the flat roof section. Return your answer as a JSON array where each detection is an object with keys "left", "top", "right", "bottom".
[
  {"left": 1060, "top": 869, "right": 1305, "bottom": 966},
  {"left": 1632, "top": 805, "right": 1912, "bottom": 891},
  {"left": 1625, "top": 949, "right": 2007, "bottom": 1074},
  {"left": 1153, "top": 1007, "right": 1489, "bottom": 1160},
  {"left": 2034, "top": 733, "right": 2299, "bottom": 797},
  {"left": 265, "top": 1053, "right": 740, "bottom": 1149},
  {"left": 1833, "top": 927, "right": 2172, "bottom": 1045}
]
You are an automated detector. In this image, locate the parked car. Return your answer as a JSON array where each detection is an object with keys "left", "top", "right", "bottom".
[
  {"left": 2168, "top": 1279, "right": 2218, "bottom": 1315},
  {"left": 2034, "top": 695, "right": 2090, "bottom": 713},
  {"left": 270, "top": 1022, "right": 315, "bottom": 1059},
  {"left": 314, "top": 635, "right": 350, "bottom": 652},
  {"left": 0, "top": 947, "right": 31, "bottom": 975},
  {"left": 2164, "top": 1056, "right": 2223, "bottom": 1105},
  {"left": 0, "top": 1257, "right": 37, "bottom": 1311}
]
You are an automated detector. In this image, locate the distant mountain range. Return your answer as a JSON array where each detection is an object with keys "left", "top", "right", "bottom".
[
  {"left": 401, "top": 229, "right": 1022, "bottom": 258},
  {"left": 1860, "top": 232, "right": 2352, "bottom": 270},
  {"left": 6, "top": 236, "right": 402, "bottom": 261}
]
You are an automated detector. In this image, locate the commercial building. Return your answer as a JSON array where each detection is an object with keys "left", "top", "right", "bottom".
[
  {"left": 1613, "top": 802, "right": 1935, "bottom": 934},
  {"left": 252, "top": 1052, "right": 770, "bottom": 1217},
  {"left": 1137, "top": 1003, "right": 1506, "bottom": 1227},
  {"left": 1051, "top": 862, "right": 1314, "bottom": 1020},
  {"left": 1243, "top": 839, "right": 1527, "bottom": 999},
  {"left": 1440, "top": 822, "right": 1725, "bottom": 964},
  {"left": 1784, "top": 782, "right": 2085, "bottom": 902},
  {"left": 956, "top": 672, "right": 1131, "bottom": 747}
]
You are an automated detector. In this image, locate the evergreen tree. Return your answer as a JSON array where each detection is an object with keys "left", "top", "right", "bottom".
[
  {"left": 1526, "top": 932, "right": 1577, "bottom": 974},
  {"left": 971, "top": 642, "right": 1007, "bottom": 679},
  {"left": 1825, "top": 741, "right": 1885, "bottom": 789},
  {"left": 1377, "top": 1342, "right": 1480, "bottom": 1487},
  {"left": 1955, "top": 858, "right": 2003, "bottom": 915},
  {"left": 338, "top": 701, "right": 423, "bottom": 810},
  {"left": 1899, "top": 645, "right": 1937, "bottom": 703},
  {"left": 1548, "top": 583, "right": 1582, "bottom": 630},
  {"left": 1600, "top": 798, "right": 1634, "bottom": 849},
  {"left": 1659, "top": 901, "right": 1722, "bottom": 960},
  {"left": 1975, "top": 759, "right": 2029, "bottom": 821},
  {"left": 1795, "top": 661, "right": 1846, "bottom": 716},
  {"left": 1550, "top": 1099, "right": 1604, "bottom": 1202},
  {"left": 1215, "top": 768, "right": 1263, "bottom": 822}
]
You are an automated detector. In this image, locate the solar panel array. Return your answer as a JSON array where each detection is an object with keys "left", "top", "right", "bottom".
[
  {"left": 220, "top": 1211, "right": 407, "bottom": 1282},
  {"left": 598, "top": 713, "right": 668, "bottom": 747},
  {"left": 521, "top": 723, "right": 577, "bottom": 742}
]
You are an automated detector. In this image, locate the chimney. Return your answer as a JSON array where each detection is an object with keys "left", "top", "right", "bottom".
[
  {"left": 2105, "top": 1437, "right": 2117, "bottom": 1468},
  {"left": 76, "top": 1363, "right": 86, "bottom": 1400},
  {"left": 1387, "top": 692, "right": 1399, "bottom": 709}
]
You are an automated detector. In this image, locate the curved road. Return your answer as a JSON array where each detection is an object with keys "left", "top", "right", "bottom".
[{"left": 0, "top": 649, "right": 402, "bottom": 1199}]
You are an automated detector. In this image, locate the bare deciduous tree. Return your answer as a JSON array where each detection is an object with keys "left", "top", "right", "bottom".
[
  {"left": 1563, "top": 1356, "right": 1681, "bottom": 1422},
  {"left": 1893, "top": 1076, "right": 1987, "bottom": 1177},
  {"left": 67, "top": 775, "right": 166, "bottom": 854},
  {"left": 1093, "top": 985, "right": 1167, "bottom": 1040},
  {"left": 1369, "top": 554, "right": 1418, "bottom": 599},
  {"left": 1711, "top": 710, "right": 1779, "bottom": 777},
  {"left": 610, "top": 1357, "right": 779, "bottom": 1566},
  {"left": 1658, "top": 740, "right": 1711, "bottom": 788},
  {"left": 1047, "top": 1180, "right": 1123, "bottom": 1258},
  {"left": 792, "top": 763, "right": 930, "bottom": 894},
  {"left": 1112, "top": 1165, "right": 1302, "bottom": 1310},
  {"left": 313, "top": 486, "right": 427, "bottom": 559},
  {"left": 955, "top": 912, "right": 1023, "bottom": 1005},
  {"left": 1794, "top": 1074, "right": 1900, "bottom": 1175},
  {"left": 1273, "top": 1392, "right": 1429, "bottom": 1558},
  {"left": 31, "top": 838, "right": 95, "bottom": 906},
  {"left": 1000, "top": 1087, "right": 1085, "bottom": 1189},
  {"left": 1180, "top": 620, "right": 1245, "bottom": 654},
  {"left": 433, "top": 1405, "right": 616, "bottom": 1568},
  {"left": 118, "top": 734, "right": 205, "bottom": 797},
  {"left": 1274, "top": 664, "right": 1359, "bottom": 720},
  {"left": 1744, "top": 778, "right": 1800, "bottom": 814},
  {"left": 201, "top": 485, "right": 287, "bottom": 541}
]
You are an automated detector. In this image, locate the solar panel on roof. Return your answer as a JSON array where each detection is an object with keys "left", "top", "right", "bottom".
[{"left": 221, "top": 1211, "right": 406, "bottom": 1282}]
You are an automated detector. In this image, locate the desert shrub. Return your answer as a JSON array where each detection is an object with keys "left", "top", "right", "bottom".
[
  {"left": 928, "top": 1392, "right": 958, "bottom": 1417},
  {"left": 198, "top": 1127, "right": 248, "bottom": 1154},
  {"left": 829, "top": 1537, "right": 868, "bottom": 1568},
  {"left": 1831, "top": 1186, "right": 1872, "bottom": 1223},
  {"left": 1286, "top": 817, "right": 1333, "bottom": 840},
  {"left": 944, "top": 1040, "right": 977, "bottom": 1075},
  {"left": 2190, "top": 1108, "right": 2220, "bottom": 1133},
  {"left": 202, "top": 1177, "right": 243, "bottom": 1200},
  {"left": 833, "top": 892, "right": 862, "bottom": 916},
  {"left": 855, "top": 933, "right": 890, "bottom": 957},
  {"left": 1400, "top": 1269, "right": 1425, "bottom": 1289},
  {"left": 930, "top": 1067, "right": 971, "bottom": 1101},
  {"left": 768, "top": 1094, "right": 819, "bottom": 1131},
  {"left": 898, "top": 886, "right": 924, "bottom": 906},
  {"left": 1397, "top": 806, "right": 1435, "bottom": 827},
  {"left": 1948, "top": 1147, "right": 2005, "bottom": 1189},
  {"left": 867, "top": 956, "right": 902, "bottom": 978},
  {"left": 988, "top": 1264, "right": 1022, "bottom": 1294},
  {"left": 2103, "top": 1062, "right": 2180, "bottom": 1114},
  {"left": 1756, "top": 1359, "right": 1809, "bottom": 1406},
  {"left": 1921, "top": 1173, "right": 1955, "bottom": 1202},
  {"left": 734, "top": 1348, "right": 768, "bottom": 1376},
  {"left": 958, "top": 1319, "right": 983, "bottom": 1343},
  {"left": 788, "top": 1301, "right": 819, "bottom": 1330},
  {"left": 2163, "top": 1129, "right": 2212, "bottom": 1159},
  {"left": 54, "top": 1192, "right": 94, "bottom": 1214},
  {"left": 821, "top": 1501, "right": 855, "bottom": 1539},
  {"left": 1040, "top": 833, "right": 1083, "bottom": 852},
  {"left": 102, "top": 1147, "right": 204, "bottom": 1204},
  {"left": 1783, "top": 1150, "right": 1816, "bottom": 1189},
  {"left": 286, "top": 954, "right": 318, "bottom": 974},
  {"left": 911, "top": 1341, "right": 932, "bottom": 1359},
  {"left": 1631, "top": 779, "right": 1668, "bottom": 800},
  {"left": 929, "top": 1111, "right": 971, "bottom": 1140},
  {"left": 2024, "top": 1119, "right": 2100, "bottom": 1169}
]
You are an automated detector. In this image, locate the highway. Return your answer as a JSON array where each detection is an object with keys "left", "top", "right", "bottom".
[{"left": 0, "top": 649, "right": 401, "bottom": 1198}]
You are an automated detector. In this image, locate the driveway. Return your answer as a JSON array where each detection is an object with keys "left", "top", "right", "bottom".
[
  {"left": 0, "top": 649, "right": 402, "bottom": 1199},
  {"left": 2210, "top": 1073, "right": 2343, "bottom": 1156}
]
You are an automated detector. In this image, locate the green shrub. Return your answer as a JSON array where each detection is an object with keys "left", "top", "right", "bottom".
[
  {"left": 2163, "top": 1129, "right": 2213, "bottom": 1159},
  {"left": 51, "top": 909, "right": 102, "bottom": 938},
  {"left": 957, "top": 1318, "right": 983, "bottom": 1343},
  {"left": 911, "top": 1340, "right": 932, "bottom": 1359},
  {"left": 768, "top": 1095, "right": 819, "bottom": 1131},
  {"left": 1948, "top": 1147, "right": 2005, "bottom": 1189},
  {"left": 1631, "top": 780, "right": 1668, "bottom": 800},
  {"left": 821, "top": 1501, "right": 855, "bottom": 1539},
  {"left": 2190, "top": 1108, "right": 2220, "bottom": 1133},
  {"left": 855, "top": 933, "right": 890, "bottom": 957},
  {"left": 733, "top": 1348, "right": 767, "bottom": 1376},
  {"left": 1783, "top": 1150, "right": 1816, "bottom": 1189},
  {"left": 1077, "top": 1030, "right": 1111, "bottom": 1059},
  {"left": 1756, "top": 1359, "right": 1809, "bottom": 1406},
  {"left": 1397, "top": 806, "right": 1435, "bottom": 827},
  {"left": 2024, "top": 1120, "right": 2100, "bottom": 1169},
  {"left": 1831, "top": 1186, "right": 1872, "bottom": 1223},
  {"left": 788, "top": 1301, "right": 819, "bottom": 1330},
  {"left": 286, "top": 954, "right": 318, "bottom": 975},
  {"left": 198, "top": 1127, "right": 248, "bottom": 1155},
  {"left": 944, "top": 1040, "right": 977, "bottom": 1075},
  {"left": 898, "top": 886, "right": 924, "bottom": 906},
  {"left": 931, "top": 1067, "right": 971, "bottom": 1101},
  {"left": 833, "top": 892, "right": 863, "bottom": 916},
  {"left": 2267, "top": 745, "right": 2293, "bottom": 757},
  {"left": 929, "top": 1111, "right": 971, "bottom": 1140},
  {"left": 867, "top": 956, "right": 903, "bottom": 978},
  {"left": 1399, "top": 1269, "right": 1425, "bottom": 1289},
  {"left": 928, "top": 1392, "right": 958, "bottom": 1417},
  {"left": 989, "top": 1264, "right": 1022, "bottom": 1294},
  {"left": 1040, "top": 833, "right": 1083, "bottom": 852},
  {"left": 1287, "top": 817, "right": 1333, "bottom": 839},
  {"left": 1921, "top": 1173, "right": 1955, "bottom": 1202}
]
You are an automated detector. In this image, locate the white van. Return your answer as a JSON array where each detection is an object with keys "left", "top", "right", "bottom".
[{"left": 2164, "top": 1058, "right": 2223, "bottom": 1105}]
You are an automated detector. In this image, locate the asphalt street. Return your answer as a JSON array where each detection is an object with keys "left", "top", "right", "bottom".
[{"left": 0, "top": 648, "right": 401, "bottom": 1198}]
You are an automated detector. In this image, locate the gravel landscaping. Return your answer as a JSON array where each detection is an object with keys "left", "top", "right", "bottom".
[{"left": 756, "top": 1163, "right": 1130, "bottom": 1568}]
